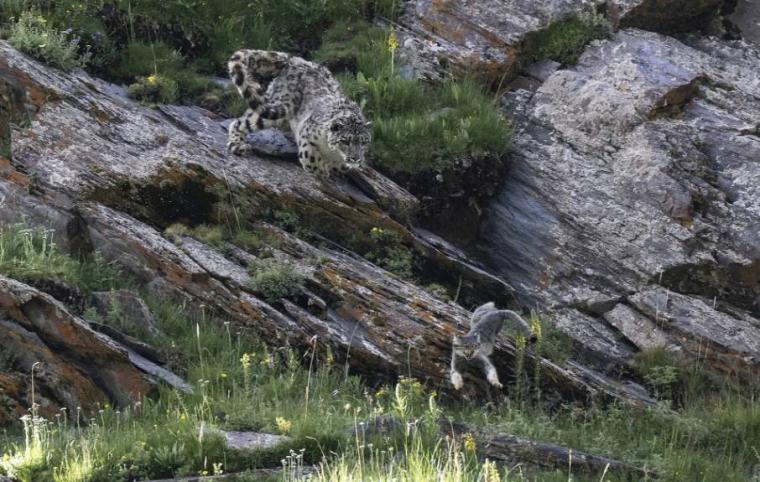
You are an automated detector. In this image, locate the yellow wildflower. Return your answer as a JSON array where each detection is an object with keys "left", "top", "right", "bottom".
[
  {"left": 275, "top": 416, "right": 292, "bottom": 434},
  {"left": 515, "top": 333, "right": 527, "bottom": 350},
  {"left": 530, "top": 314, "right": 543, "bottom": 342},
  {"left": 240, "top": 352, "right": 253, "bottom": 369},
  {"left": 463, "top": 432, "right": 476, "bottom": 452},
  {"left": 146, "top": 74, "right": 158, "bottom": 86},
  {"left": 387, "top": 31, "right": 399, "bottom": 52}
]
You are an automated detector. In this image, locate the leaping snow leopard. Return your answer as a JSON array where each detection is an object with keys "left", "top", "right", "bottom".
[
  {"left": 450, "top": 302, "right": 537, "bottom": 391},
  {"left": 227, "top": 49, "right": 371, "bottom": 177}
]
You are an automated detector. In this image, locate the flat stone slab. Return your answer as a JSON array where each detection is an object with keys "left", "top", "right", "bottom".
[{"left": 223, "top": 431, "right": 290, "bottom": 451}]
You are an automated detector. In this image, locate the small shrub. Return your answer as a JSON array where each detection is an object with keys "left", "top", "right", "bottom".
[
  {"left": 248, "top": 260, "right": 305, "bottom": 303},
  {"left": 190, "top": 224, "right": 224, "bottom": 248},
  {"left": 50, "top": 13, "right": 117, "bottom": 73},
  {"left": 127, "top": 74, "right": 179, "bottom": 105},
  {"left": 232, "top": 230, "right": 262, "bottom": 252},
  {"left": 8, "top": 12, "right": 91, "bottom": 70},
  {"left": 535, "top": 317, "right": 574, "bottom": 365},
  {"left": 271, "top": 210, "right": 301, "bottom": 234},
  {"left": 424, "top": 283, "right": 450, "bottom": 301},
  {"left": 631, "top": 346, "right": 712, "bottom": 404}
]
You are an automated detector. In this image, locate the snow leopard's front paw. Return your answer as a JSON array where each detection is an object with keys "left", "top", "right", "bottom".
[
  {"left": 450, "top": 371, "right": 464, "bottom": 390},
  {"left": 226, "top": 140, "right": 250, "bottom": 156},
  {"left": 486, "top": 369, "right": 503, "bottom": 388}
]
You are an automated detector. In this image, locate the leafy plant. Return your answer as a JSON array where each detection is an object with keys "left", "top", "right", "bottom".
[
  {"left": 8, "top": 12, "right": 91, "bottom": 70},
  {"left": 364, "top": 226, "right": 414, "bottom": 280},
  {"left": 248, "top": 260, "right": 305, "bottom": 303}
]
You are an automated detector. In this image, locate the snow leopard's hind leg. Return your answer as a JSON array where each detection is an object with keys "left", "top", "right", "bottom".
[
  {"left": 226, "top": 49, "right": 289, "bottom": 154},
  {"left": 227, "top": 109, "right": 259, "bottom": 155}
]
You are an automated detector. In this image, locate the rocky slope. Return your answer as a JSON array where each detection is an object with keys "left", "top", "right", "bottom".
[
  {"left": 1, "top": 0, "right": 758, "bottom": 420},
  {"left": 0, "top": 37, "right": 658, "bottom": 419},
  {"left": 472, "top": 15, "right": 760, "bottom": 375}
]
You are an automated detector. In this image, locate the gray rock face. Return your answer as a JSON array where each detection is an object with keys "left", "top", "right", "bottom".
[
  {"left": 478, "top": 29, "right": 760, "bottom": 376},
  {"left": 398, "top": 0, "right": 734, "bottom": 80},
  {"left": 0, "top": 277, "right": 155, "bottom": 422},
  {"left": 729, "top": 0, "right": 760, "bottom": 46}
]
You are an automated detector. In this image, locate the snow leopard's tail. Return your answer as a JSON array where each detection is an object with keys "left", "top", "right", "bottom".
[{"left": 228, "top": 49, "right": 290, "bottom": 111}]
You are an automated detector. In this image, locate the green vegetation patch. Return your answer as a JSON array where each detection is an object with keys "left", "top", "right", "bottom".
[
  {"left": 247, "top": 259, "right": 305, "bottom": 304},
  {"left": 8, "top": 12, "right": 91, "bottom": 71},
  {"left": 127, "top": 74, "right": 179, "bottom": 105},
  {"left": 319, "top": 24, "right": 511, "bottom": 175},
  {"left": 631, "top": 346, "right": 713, "bottom": 405},
  {"left": 521, "top": 12, "right": 611, "bottom": 66},
  {"left": 363, "top": 226, "right": 414, "bottom": 280}
]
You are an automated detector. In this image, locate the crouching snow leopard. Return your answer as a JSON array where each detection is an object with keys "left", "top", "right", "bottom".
[{"left": 227, "top": 49, "right": 372, "bottom": 177}]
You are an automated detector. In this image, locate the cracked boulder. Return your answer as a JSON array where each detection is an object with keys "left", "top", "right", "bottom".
[{"left": 478, "top": 29, "right": 760, "bottom": 377}]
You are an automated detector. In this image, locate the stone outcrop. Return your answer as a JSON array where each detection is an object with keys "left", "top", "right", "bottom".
[
  {"left": 0, "top": 276, "right": 154, "bottom": 423},
  {"left": 477, "top": 28, "right": 760, "bottom": 378}
]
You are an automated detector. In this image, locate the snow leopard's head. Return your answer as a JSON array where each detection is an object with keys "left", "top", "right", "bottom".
[
  {"left": 452, "top": 334, "right": 480, "bottom": 360},
  {"left": 327, "top": 109, "right": 372, "bottom": 168}
]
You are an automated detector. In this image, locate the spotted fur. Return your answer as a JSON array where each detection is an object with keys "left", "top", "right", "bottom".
[{"left": 227, "top": 49, "right": 371, "bottom": 177}]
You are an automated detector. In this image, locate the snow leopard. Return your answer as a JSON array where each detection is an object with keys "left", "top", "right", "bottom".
[
  {"left": 450, "top": 302, "right": 537, "bottom": 390},
  {"left": 227, "top": 49, "right": 371, "bottom": 177}
]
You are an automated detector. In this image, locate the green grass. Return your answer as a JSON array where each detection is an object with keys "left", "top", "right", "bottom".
[
  {"left": 363, "top": 226, "right": 414, "bottom": 280},
  {"left": 1, "top": 0, "right": 403, "bottom": 79},
  {"left": 317, "top": 24, "right": 512, "bottom": 175},
  {"left": 1, "top": 289, "right": 759, "bottom": 481},
  {"left": 0, "top": 222, "right": 122, "bottom": 294}
]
